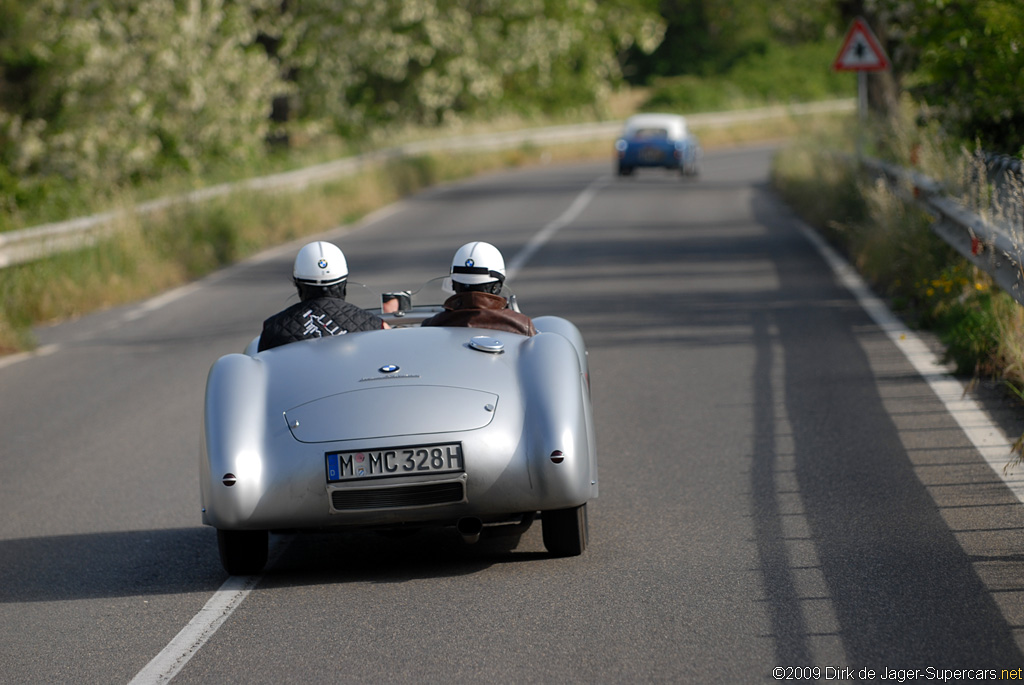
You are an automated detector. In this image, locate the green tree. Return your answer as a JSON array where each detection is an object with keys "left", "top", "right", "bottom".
[
  {"left": 905, "top": 0, "right": 1024, "bottom": 153},
  {"left": 625, "top": 0, "right": 840, "bottom": 83}
]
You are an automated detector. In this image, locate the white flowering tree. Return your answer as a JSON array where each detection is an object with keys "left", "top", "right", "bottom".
[
  {"left": 1, "top": 0, "right": 285, "bottom": 188},
  {"left": 0, "top": 0, "right": 663, "bottom": 204},
  {"left": 286, "top": 0, "right": 664, "bottom": 134}
]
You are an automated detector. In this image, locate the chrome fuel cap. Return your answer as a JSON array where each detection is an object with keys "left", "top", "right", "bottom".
[{"left": 469, "top": 336, "right": 504, "bottom": 353}]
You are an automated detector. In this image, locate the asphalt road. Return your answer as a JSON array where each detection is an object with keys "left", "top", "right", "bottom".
[{"left": 3, "top": 145, "right": 1024, "bottom": 683}]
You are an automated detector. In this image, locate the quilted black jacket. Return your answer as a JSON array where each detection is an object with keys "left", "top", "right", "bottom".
[{"left": 258, "top": 297, "right": 384, "bottom": 352}]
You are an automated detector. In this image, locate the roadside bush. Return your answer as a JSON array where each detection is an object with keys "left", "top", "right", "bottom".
[{"left": 933, "top": 287, "right": 1004, "bottom": 376}]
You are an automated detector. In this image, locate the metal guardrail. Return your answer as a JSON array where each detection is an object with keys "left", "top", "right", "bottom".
[
  {"left": 0, "top": 99, "right": 854, "bottom": 269},
  {"left": 862, "top": 156, "right": 1024, "bottom": 306}
]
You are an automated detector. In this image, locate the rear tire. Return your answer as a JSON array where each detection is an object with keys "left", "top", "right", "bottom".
[
  {"left": 542, "top": 503, "right": 588, "bottom": 557},
  {"left": 680, "top": 160, "right": 699, "bottom": 177},
  {"left": 217, "top": 529, "right": 268, "bottom": 575},
  {"left": 617, "top": 165, "right": 633, "bottom": 177}
]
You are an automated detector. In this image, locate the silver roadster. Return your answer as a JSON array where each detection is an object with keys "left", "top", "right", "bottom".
[{"left": 200, "top": 279, "right": 597, "bottom": 574}]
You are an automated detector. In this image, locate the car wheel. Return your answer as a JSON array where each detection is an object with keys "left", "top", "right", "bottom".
[
  {"left": 217, "top": 529, "right": 268, "bottom": 575},
  {"left": 542, "top": 503, "right": 588, "bottom": 556},
  {"left": 617, "top": 165, "right": 633, "bottom": 177}
]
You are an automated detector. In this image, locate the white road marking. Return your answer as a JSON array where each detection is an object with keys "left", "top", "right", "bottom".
[
  {"left": 128, "top": 574, "right": 260, "bottom": 685},
  {"left": 796, "top": 220, "right": 1024, "bottom": 502},
  {"left": 506, "top": 175, "right": 609, "bottom": 280},
  {"left": 122, "top": 283, "right": 203, "bottom": 322},
  {"left": 0, "top": 343, "right": 60, "bottom": 370},
  {"left": 128, "top": 535, "right": 292, "bottom": 684}
]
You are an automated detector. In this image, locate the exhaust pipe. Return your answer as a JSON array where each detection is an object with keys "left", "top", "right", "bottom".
[{"left": 457, "top": 517, "right": 483, "bottom": 544}]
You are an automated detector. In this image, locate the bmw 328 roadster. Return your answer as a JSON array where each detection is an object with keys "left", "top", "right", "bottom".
[{"left": 200, "top": 279, "right": 597, "bottom": 574}]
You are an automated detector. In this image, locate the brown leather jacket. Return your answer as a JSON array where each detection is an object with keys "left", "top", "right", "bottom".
[{"left": 421, "top": 291, "right": 537, "bottom": 336}]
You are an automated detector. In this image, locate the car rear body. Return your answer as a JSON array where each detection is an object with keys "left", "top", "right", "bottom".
[
  {"left": 615, "top": 113, "right": 701, "bottom": 177},
  {"left": 200, "top": 297, "right": 597, "bottom": 572}
]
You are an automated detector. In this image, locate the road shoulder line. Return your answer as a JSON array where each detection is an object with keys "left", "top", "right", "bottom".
[
  {"left": 796, "top": 220, "right": 1024, "bottom": 502},
  {"left": 128, "top": 535, "right": 291, "bottom": 684}
]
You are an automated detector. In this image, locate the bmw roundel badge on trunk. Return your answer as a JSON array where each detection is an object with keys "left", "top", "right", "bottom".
[{"left": 379, "top": 364, "right": 399, "bottom": 373}]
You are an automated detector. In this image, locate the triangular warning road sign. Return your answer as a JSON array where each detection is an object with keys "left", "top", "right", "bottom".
[{"left": 833, "top": 18, "right": 890, "bottom": 72}]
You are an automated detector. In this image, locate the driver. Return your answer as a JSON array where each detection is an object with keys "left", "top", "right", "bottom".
[
  {"left": 258, "top": 241, "right": 388, "bottom": 352},
  {"left": 421, "top": 241, "right": 536, "bottom": 336}
]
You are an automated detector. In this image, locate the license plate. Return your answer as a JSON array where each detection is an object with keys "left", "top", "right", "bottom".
[
  {"left": 640, "top": 146, "right": 664, "bottom": 162},
  {"left": 326, "top": 443, "right": 464, "bottom": 483}
]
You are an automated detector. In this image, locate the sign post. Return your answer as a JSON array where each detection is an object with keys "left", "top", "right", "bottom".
[{"left": 832, "top": 17, "right": 890, "bottom": 157}]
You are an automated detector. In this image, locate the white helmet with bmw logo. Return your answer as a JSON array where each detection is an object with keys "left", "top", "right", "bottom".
[
  {"left": 450, "top": 241, "right": 506, "bottom": 286},
  {"left": 293, "top": 241, "right": 348, "bottom": 286}
]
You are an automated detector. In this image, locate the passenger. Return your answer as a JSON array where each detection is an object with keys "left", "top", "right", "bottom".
[
  {"left": 258, "top": 241, "right": 388, "bottom": 352},
  {"left": 421, "top": 241, "right": 536, "bottom": 336}
]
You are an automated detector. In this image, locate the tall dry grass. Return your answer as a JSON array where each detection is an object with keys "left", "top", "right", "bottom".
[{"left": 772, "top": 110, "right": 1024, "bottom": 392}]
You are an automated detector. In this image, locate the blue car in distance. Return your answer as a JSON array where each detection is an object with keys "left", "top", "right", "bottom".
[{"left": 615, "top": 113, "right": 701, "bottom": 178}]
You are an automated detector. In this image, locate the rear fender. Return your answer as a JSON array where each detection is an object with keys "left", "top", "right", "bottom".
[
  {"left": 200, "top": 353, "right": 271, "bottom": 528},
  {"left": 518, "top": 332, "right": 595, "bottom": 508}
]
